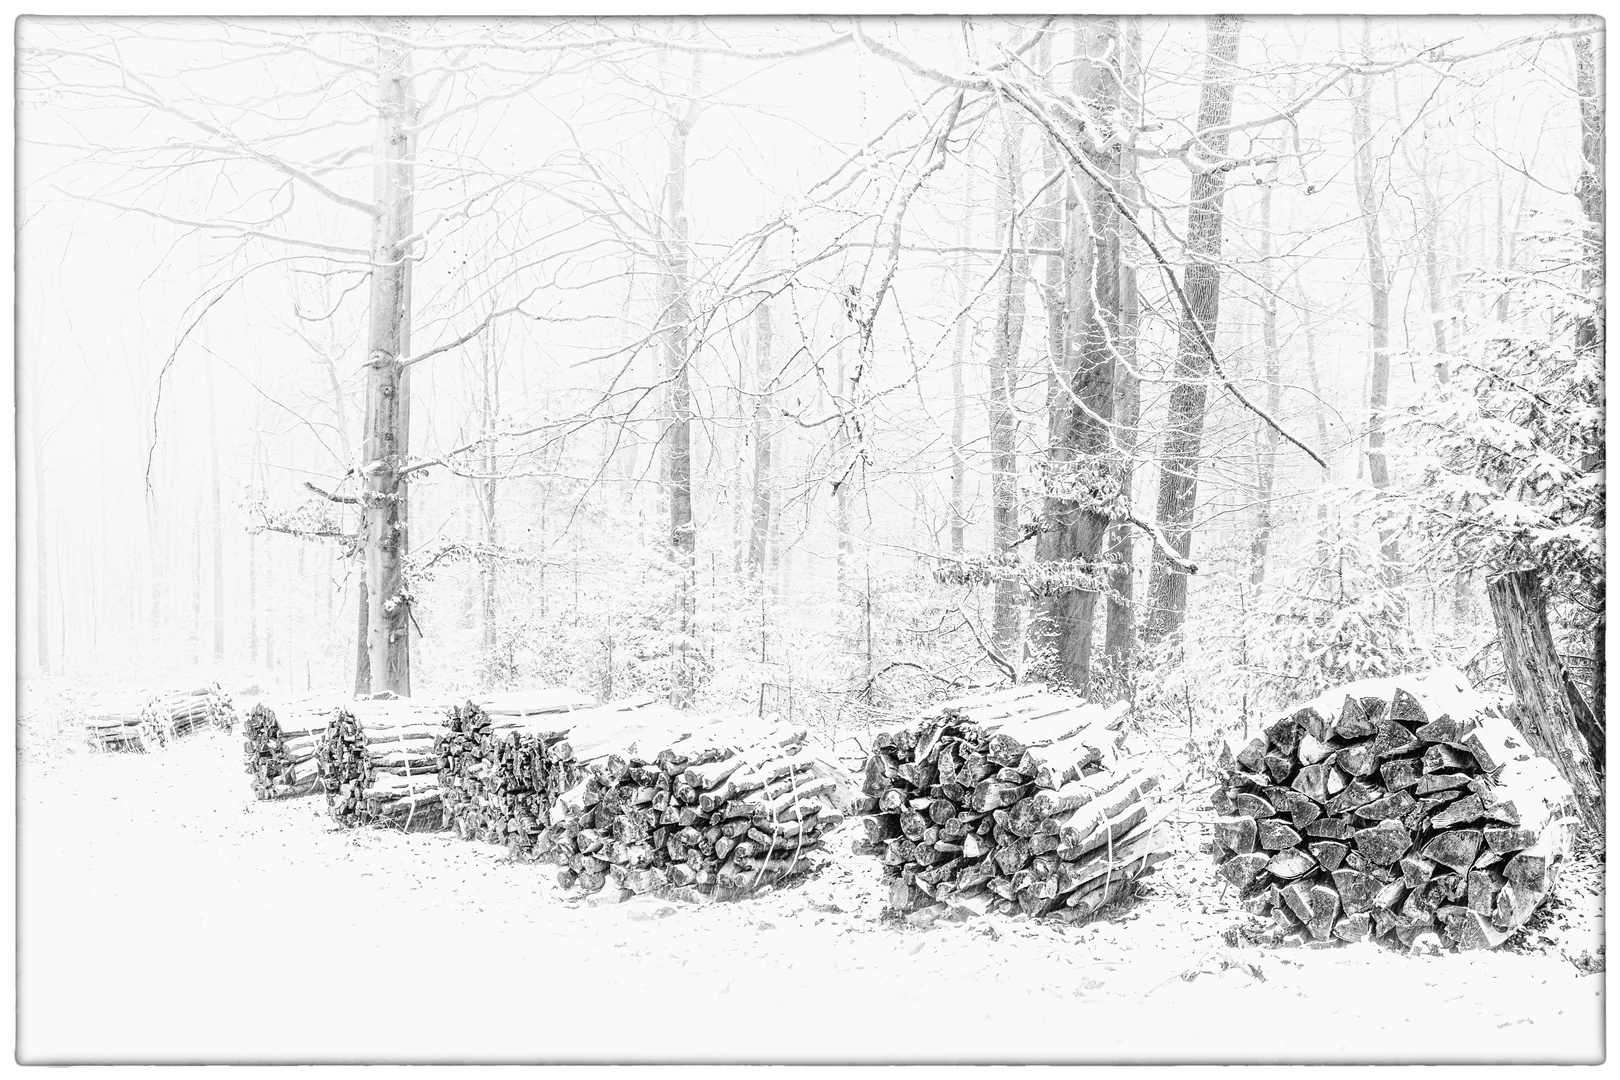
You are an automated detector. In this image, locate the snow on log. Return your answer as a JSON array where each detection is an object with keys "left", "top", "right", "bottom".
[
  {"left": 83, "top": 691, "right": 168, "bottom": 753},
  {"left": 852, "top": 684, "right": 1169, "bottom": 923},
  {"left": 317, "top": 697, "right": 455, "bottom": 831},
  {"left": 144, "top": 683, "right": 239, "bottom": 740},
  {"left": 243, "top": 694, "right": 350, "bottom": 800},
  {"left": 435, "top": 687, "right": 599, "bottom": 849},
  {"left": 529, "top": 700, "right": 852, "bottom": 901},
  {"left": 1212, "top": 667, "right": 1578, "bottom": 951}
]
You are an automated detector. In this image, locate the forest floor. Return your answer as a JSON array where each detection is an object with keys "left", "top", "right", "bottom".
[{"left": 16, "top": 711, "right": 1605, "bottom": 1064}]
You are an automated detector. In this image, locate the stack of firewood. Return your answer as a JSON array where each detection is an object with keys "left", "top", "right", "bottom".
[
  {"left": 317, "top": 697, "right": 451, "bottom": 831},
  {"left": 853, "top": 685, "right": 1171, "bottom": 922},
  {"left": 84, "top": 692, "right": 168, "bottom": 753},
  {"left": 243, "top": 695, "right": 347, "bottom": 800},
  {"left": 1211, "top": 668, "right": 1578, "bottom": 951},
  {"left": 535, "top": 702, "right": 855, "bottom": 901},
  {"left": 435, "top": 687, "right": 599, "bottom": 849},
  {"left": 144, "top": 684, "right": 238, "bottom": 739}
]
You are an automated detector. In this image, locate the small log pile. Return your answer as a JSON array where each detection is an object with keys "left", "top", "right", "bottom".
[
  {"left": 243, "top": 695, "right": 348, "bottom": 800},
  {"left": 1212, "top": 668, "right": 1579, "bottom": 951},
  {"left": 144, "top": 684, "right": 238, "bottom": 739},
  {"left": 435, "top": 687, "right": 599, "bottom": 849},
  {"left": 535, "top": 703, "right": 855, "bottom": 901},
  {"left": 84, "top": 693, "right": 168, "bottom": 752},
  {"left": 317, "top": 697, "right": 452, "bottom": 831},
  {"left": 854, "top": 686, "right": 1171, "bottom": 922}
]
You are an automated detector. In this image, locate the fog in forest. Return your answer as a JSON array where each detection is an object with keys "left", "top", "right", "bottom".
[{"left": 16, "top": 15, "right": 1603, "bottom": 743}]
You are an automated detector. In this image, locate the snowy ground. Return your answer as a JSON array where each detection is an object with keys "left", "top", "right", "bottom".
[{"left": 17, "top": 724, "right": 1604, "bottom": 1064}]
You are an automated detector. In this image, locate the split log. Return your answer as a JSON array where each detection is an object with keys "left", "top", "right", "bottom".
[
  {"left": 854, "top": 686, "right": 1165, "bottom": 923},
  {"left": 1213, "top": 668, "right": 1578, "bottom": 952}
]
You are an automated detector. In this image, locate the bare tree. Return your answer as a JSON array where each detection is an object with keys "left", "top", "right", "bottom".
[
  {"left": 1349, "top": 19, "right": 1400, "bottom": 584},
  {"left": 1143, "top": 14, "right": 1244, "bottom": 645},
  {"left": 989, "top": 96, "right": 1027, "bottom": 657},
  {"left": 659, "top": 45, "right": 704, "bottom": 708},
  {"left": 1032, "top": 16, "right": 1125, "bottom": 694}
]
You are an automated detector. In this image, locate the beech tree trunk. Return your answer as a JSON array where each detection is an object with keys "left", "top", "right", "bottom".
[
  {"left": 1143, "top": 14, "right": 1243, "bottom": 644},
  {"left": 949, "top": 164, "right": 973, "bottom": 557},
  {"left": 1103, "top": 15, "right": 1143, "bottom": 668},
  {"left": 1249, "top": 183, "right": 1282, "bottom": 590},
  {"left": 1350, "top": 24, "right": 1400, "bottom": 582},
  {"left": 472, "top": 326, "right": 500, "bottom": 656},
  {"left": 660, "top": 48, "right": 703, "bottom": 709},
  {"left": 747, "top": 261, "right": 775, "bottom": 576},
  {"left": 1488, "top": 569, "right": 1604, "bottom": 835},
  {"left": 32, "top": 413, "right": 48, "bottom": 675},
  {"left": 361, "top": 17, "right": 416, "bottom": 695},
  {"left": 990, "top": 101, "right": 1027, "bottom": 658},
  {"left": 1032, "top": 16, "right": 1124, "bottom": 694},
  {"left": 835, "top": 345, "right": 854, "bottom": 612}
]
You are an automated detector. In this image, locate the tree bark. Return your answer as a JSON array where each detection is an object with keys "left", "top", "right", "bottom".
[
  {"left": 192, "top": 497, "right": 203, "bottom": 663},
  {"left": 1249, "top": 183, "right": 1282, "bottom": 590},
  {"left": 1142, "top": 14, "right": 1243, "bottom": 644},
  {"left": 475, "top": 326, "right": 500, "bottom": 657},
  {"left": 1487, "top": 569, "right": 1604, "bottom": 835},
  {"left": 204, "top": 336, "right": 226, "bottom": 661},
  {"left": 1032, "top": 16, "right": 1125, "bottom": 694},
  {"left": 1350, "top": 23, "right": 1400, "bottom": 582},
  {"left": 747, "top": 257, "right": 775, "bottom": 577},
  {"left": 1571, "top": 17, "right": 1604, "bottom": 722},
  {"left": 1103, "top": 16, "right": 1143, "bottom": 668},
  {"left": 660, "top": 48, "right": 702, "bottom": 709},
  {"left": 360, "top": 17, "right": 416, "bottom": 695},
  {"left": 32, "top": 409, "right": 48, "bottom": 675},
  {"left": 990, "top": 100, "right": 1027, "bottom": 658},
  {"left": 949, "top": 164, "right": 973, "bottom": 557}
]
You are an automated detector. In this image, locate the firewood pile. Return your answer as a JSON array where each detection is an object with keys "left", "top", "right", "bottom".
[
  {"left": 144, "top": 684, "right": 238, "bottom": 739},
  {"left": 84, "top": 692, "right": 168, "bottom": 752},
  {"left": 317, "top": 697, "right": 452, "bottom": 831},
  {"left": 435, "top": 687, "right": 600, "bottom": 849},
  {"left": 243, "top": 695, "right": 348, "bottom": 800},
  {"left": 533, "top": 701, "right": 856, "bottom": 901},
  {"left": 1212, "top": 668, "right": 1579, "bottom": 951},
  {"left": 853, "top": 685, "right": 1171, "bottom": 922}
]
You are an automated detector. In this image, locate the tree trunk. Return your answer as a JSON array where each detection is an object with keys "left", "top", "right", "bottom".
[
  {"left": 192, "top": 497, "right": 203, "bottom": 663},
  {"left": 1350, "top": 23, "right": 1400, "bottom": 582},
  {"left": 352, "top": 575, "right": 369, "bottom": 695},
  {"left": 1571, "top": 17, "right": 1604, "bottom": 722},
  {"left": 1103, "top": 16, "right": 1143, "bottom": 668},
  {"left": 660, "top": 49, "right": 702, "bottom": 709},
  {"left": 747, "top": 260, "right": 775, "bottom": 576},
  {"left": 205, "top": 343, "right": 226, "bottom": 661},
  {"left": 361, "top": 17, "right": 416, "bottom": 696},
  {"left": 1142, "top": 14, "right": 1243, "bottom": 644},
  {"left": 1487, "top": 569, "right": 1604, "bottom": 835},
  {"left": 265, "top": 536, "right": 276, "bottom": 677},
  {"left": 949, "top": 163, "right": 973, "bottom": 557},
  {"left": 1249, "top": 183, "right": 1282, "bottom": 590},
  {"left": 835, "top": 345, "right": 854, "bottom": 611},
  {"left": 478, "top": 328, "right": 500, "bottom": 656},
  {"left": 990, "top": 100, "right": 1027, "bottom": 658},
  {"left": 1032, "top": 16, "right": 1125, "bottom": 694},
  {"left": 32, "top": 414, "right": 48, "bottom": 675}
]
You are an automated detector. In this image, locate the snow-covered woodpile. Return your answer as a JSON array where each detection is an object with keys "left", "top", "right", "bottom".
[
  {"left": 144, "top": 684, "right": 238, "bottom": 739},
  {"left": 243, "top": 695, "right": 347, "bottom": 800},
  {"left": 535, "top": 702, "right": 854, "bottom": 900},
  {"left": 1212, "top": 668, "right": 1579, "bottom": 951},
  {"left": 435, "top": 687, "right": 599, "bottom": 849},
  {"left": 83, "top": 692, "right": 168, "bottom": 752},
  {"left": 853, "top": 686, "right": 1171, "bottom": 922},
  {"left": 316, "top": 697, "right": 451, "bottom": 831}
]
